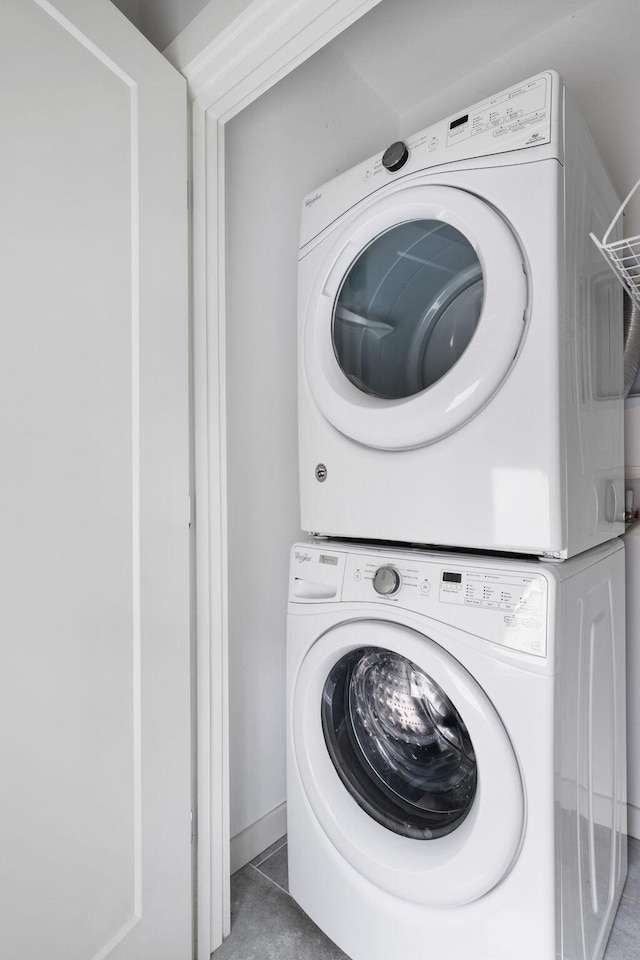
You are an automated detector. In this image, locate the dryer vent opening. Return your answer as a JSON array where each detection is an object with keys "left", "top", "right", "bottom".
[
  {"left": 321, "top": 647, "right": 477, "bottom": 839},
  {"left": 624, "top": 291, "right": 640, "bottom": 396}
]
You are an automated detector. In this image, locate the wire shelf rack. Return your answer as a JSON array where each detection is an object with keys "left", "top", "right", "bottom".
[{"left": 590, "top": 176, "right": 640, "bottom": 310}]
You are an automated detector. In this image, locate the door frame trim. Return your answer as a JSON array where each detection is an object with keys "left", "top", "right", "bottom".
[{"left": 168, "top": 1, "right": 384, "bottom": 955}]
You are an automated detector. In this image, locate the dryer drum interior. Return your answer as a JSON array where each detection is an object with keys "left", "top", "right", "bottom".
[
  {"left": 321, "top": 646, "right": 478, "bottom": 840},
  {"left": 332, "top": 220, "right": 484, "bottom": 400}
]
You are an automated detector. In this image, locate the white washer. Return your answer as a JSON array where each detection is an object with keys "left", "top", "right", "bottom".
[
  {"left": 298, "top": 70, "right": 624, "bottom": 559},
  {"left": 287, "top": 539, "right": 627, "bottom": 960}
]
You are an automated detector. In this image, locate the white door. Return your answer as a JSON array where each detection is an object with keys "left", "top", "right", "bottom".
[{"left": 0, "top": 2, "right": 191, "bottom": 959}]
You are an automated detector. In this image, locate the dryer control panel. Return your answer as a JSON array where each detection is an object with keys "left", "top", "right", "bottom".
[
  {"left": 443, "top": 74, "right": 551, "bottom": 151},
  {"left": 289, "top": 543, "right": 550, "bottom": 658},
  {"left": 300, "top": 70, "right": 560, "bottom": 250}
]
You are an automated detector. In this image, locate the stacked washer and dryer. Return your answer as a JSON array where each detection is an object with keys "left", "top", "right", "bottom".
[{"left": 287, "top": 71, "right": 628, "bottom": 960}]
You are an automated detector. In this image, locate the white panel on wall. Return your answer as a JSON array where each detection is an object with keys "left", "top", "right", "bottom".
[{"left": 224, "top": 41, "right": 397, "bottom": 844}]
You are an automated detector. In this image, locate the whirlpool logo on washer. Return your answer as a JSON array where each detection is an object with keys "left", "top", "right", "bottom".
[
  {"left": 294, "top": 551, "right": 312, "bottom": 563},
  {"left": 304, "top": 192, "right": 321, "bottom": 207}
]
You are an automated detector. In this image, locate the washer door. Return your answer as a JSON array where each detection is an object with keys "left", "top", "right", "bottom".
[
  {"left": 302, "top": 184, "right": 528, "bottom": 450},
  {"left": 292, "top": 619, "right": 524, "bottom": 907}
]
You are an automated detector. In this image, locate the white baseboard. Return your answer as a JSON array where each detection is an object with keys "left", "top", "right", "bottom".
[
  {"left": 628, "top": 802, "right": 640, "bottom": 840},
  {"left": 230, "top": 802, "right": 287, "bottom": 875}
]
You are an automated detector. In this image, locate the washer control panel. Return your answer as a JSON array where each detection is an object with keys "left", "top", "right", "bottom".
[
  {"left": 438, "top": 568, "right": 546, "bottom": 656},
  {"left": 290, "top": 544, "right": 550, "bottom": 659},
  {"left": 439, "top": 568, "right": 544, "bottom": 617}
]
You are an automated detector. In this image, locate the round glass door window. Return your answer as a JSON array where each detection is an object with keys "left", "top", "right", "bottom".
[
  {"left": 322, "top": 647, "right": 477, "bottom": 840},
  {"left": 332, "top": 220, "right": 484, "bottom": 399}
]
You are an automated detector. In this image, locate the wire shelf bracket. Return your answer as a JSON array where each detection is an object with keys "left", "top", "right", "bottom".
[{"left": 590, "top": 176, "right": 640, "bottom": 311}]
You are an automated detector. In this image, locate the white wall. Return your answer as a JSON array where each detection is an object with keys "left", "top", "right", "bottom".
[
  {"left": 224, "top": 44, "right": 397, "bottom": 854},
  {"left": 330, "top": 0, "right": 591, "bottom": 118}
]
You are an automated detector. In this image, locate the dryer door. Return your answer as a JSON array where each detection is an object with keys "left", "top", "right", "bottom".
[
  {"left": 302, "top": 184, "right": 528, "bottom": 450},
  {"left": 292, "top": 619, "right": 524, "bottom": 907}
]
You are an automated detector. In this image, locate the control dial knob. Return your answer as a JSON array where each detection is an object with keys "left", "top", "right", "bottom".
[
  {"left": 373, "top": 565, "right": 401, "bottom": 596},
  {"left": 382, "top": 140, "right": 409, "bottom": 172}
]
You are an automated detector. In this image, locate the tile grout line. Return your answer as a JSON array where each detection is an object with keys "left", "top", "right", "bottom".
[
  {"left": 621, "top": 892, "right": 640, "bottom": 907},
  {"left": 252, "top": 838, "right": 288, "bottom": 869},
  {"left": 249, "top": 861, "right": 290, "bottom": 897}
]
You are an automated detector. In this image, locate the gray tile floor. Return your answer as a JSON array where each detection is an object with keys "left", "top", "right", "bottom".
[{"left": 214, "top": 835, "right": 640, "bottom": 960}]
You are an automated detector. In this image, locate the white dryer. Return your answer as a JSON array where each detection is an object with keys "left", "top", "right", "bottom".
[
  {"left": 298, "top": 70, "right": 624, "bottom": 558},
  {"left": 287, "top": 539, "right": 627, "bottom": 960}
]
